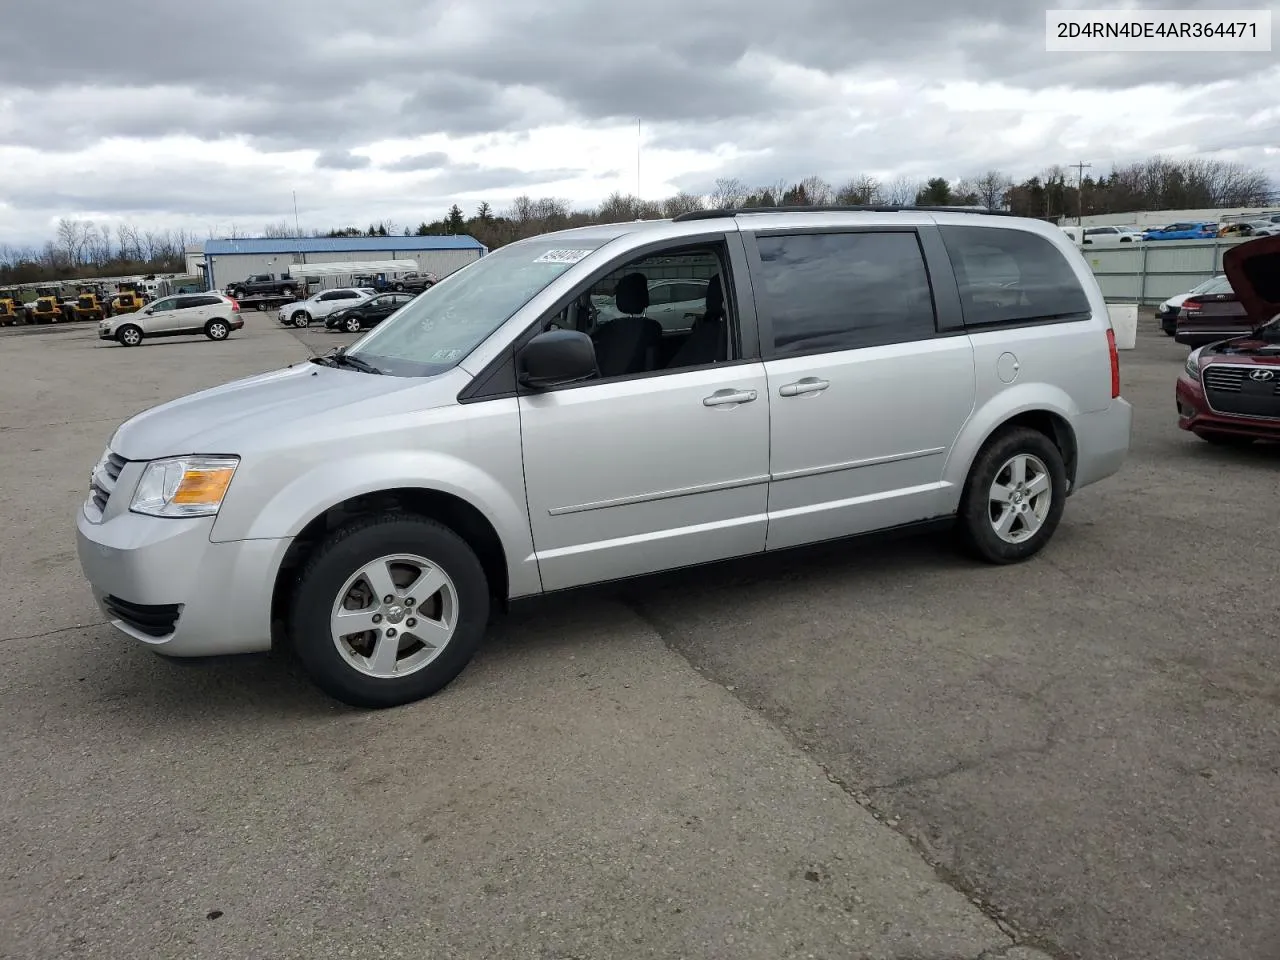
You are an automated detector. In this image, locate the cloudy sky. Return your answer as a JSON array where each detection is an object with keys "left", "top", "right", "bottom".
[{"left": 0, "top": 0, "right": 1277, "bottom": 246}]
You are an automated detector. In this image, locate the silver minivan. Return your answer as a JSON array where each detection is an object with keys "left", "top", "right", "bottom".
[{"left": 76, "top": 209, "right": 1132, "bottom": 707}]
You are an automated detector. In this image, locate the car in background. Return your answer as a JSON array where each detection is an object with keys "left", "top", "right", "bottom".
[
  {"left": 1176, "top": 235, "right": 1280, "bottom": 445},
  {"left": 99, "top": 293, "right": 242, "bottom": 347},
  {"left": 391, "top": 271, "right": 439, "bottom": 293},
  {"left": 1142, "top": 222, "right": 1217, "bottom": 241},
  {"left": 1173, "top": 275, "right": 1253, "bottom": 347},
  {"left": 1157, "top": 276, "right": 1228, "bottom": 336},
  {"left": 276, "top": 288, "right": 373, "bottom": 328},
  {"left": 325, "top": 291, "right": 418, "bottom": 332},
  {"left": 591, "top": 276, "right": 711, "bottom": 332},
  {"left": 1082, "top": 225, "right": 1142, "bottom": 245}
]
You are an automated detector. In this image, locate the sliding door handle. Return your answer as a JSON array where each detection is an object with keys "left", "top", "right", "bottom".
[
  {"left": 778, "top": 377, "right": 830, "bottom": 397},
  {"left": 703, "top": 388, "right": 758, "bottom": 407}
]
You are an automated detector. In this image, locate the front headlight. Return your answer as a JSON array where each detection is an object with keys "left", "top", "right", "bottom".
[
  {"left": 130, "top": 455, "right": 239, "bottom": 518},
  {"left": 1185, "top": 348, "right": 1203, "bottom": 378}
]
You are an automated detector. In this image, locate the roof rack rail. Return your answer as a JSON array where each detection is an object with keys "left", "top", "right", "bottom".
[{"left": 671, "top": 204, "right": 1022, "bottom": 222}]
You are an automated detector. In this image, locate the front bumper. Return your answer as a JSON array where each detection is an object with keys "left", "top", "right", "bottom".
[
  {"left": 1071, "top": 399, "right": 1134, "bottom": 491},
  {"left": 76, "top": 504, "right": 290, "bottom": 657},
  {"left": 1175, "top": 372, "right": 1280, "bottom": 440}
]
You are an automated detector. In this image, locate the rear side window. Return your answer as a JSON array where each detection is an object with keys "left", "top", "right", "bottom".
[
  {"left": 939, "top": 225, "right": 1092, "bottom": 328},
  {"left": 754, "top": 231, "right": 938, "bottom": 356}
]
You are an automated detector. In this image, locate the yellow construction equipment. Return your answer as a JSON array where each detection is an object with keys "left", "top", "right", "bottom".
[
  {"left": 111, "top": 290, "right": 145, "bottom": 314},
  {"left": 70, "top": 292, "right": 106, "bottom": 321},
  {"left": 30, "top": 295, "right": 64, "bottom": 323}
]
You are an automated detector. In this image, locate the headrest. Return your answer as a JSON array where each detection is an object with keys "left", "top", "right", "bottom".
[
  {"left": 614, "top": 272, "right": 650, "bottom": 315},
  {"left": 705, "top": 274, "right": 723, "bottom": 318}
]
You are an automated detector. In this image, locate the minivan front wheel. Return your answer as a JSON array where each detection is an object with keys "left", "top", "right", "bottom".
[
  {"left": 290, "top": 515, "right": 490, "bottom": 708},
  {"left": 957, "top": 427, "right": 1066, "bottom": 564}
]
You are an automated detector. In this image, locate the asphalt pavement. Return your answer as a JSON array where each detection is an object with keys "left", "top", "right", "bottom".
[
  {"left": 1, "top": 316, "right": 1022, "bottom": 960},
  {"left": 1, "top": 311, "right": 1275, "bottom": 960}
]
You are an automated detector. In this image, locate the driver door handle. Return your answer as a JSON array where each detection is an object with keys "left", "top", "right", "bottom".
[
  {"left": 703, "top": 388, "right": 758, "bottom": 407},
  {"left": 779, "top": 377, "right": 830, "bottom": 397}
]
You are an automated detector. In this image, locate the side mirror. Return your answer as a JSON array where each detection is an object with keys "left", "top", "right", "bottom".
[{"left": 517, "top": 330, "right": 597, "bottom": 390}]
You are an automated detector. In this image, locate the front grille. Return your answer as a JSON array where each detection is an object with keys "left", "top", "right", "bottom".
[
  {"left": 103, "top": 595, "right": 180, "bottom": 638},
  {"left": 89, "top": 451, "right": 128, "bottom": 515},
  {"left": 1202, "top": 365, "right": 1280, "bottom": 418}
]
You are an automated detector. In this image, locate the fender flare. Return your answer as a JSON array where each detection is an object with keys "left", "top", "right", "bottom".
[{"left": 942, "top": 384, "right": 1081, "bottom": 500}]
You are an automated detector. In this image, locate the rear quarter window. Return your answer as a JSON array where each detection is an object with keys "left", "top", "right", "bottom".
[{"left": 938, "top": 225, "right": 1092, "bottom": 328}]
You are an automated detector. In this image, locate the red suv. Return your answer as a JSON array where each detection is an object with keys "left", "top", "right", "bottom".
[{"left": 1176, "top": 235, "right": 1280, "bottom": 445}]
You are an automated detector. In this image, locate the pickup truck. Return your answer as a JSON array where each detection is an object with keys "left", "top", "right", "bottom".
[{"left": 224, "top": 273, "right": 300, "bottom": 300}]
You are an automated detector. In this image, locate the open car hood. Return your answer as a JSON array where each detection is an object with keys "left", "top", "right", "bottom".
[{"left": 1223, "top": 234, "right": 1280, "bottom": 327}]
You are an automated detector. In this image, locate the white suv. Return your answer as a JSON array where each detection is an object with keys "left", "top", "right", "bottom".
[
  {"left": 99, "top": 293, "right": 243, "bottom": 347},
  {"left": 277, "top": 288, "right": 373, "bottom": 328},
  {"left": 77, "top": 207, "right": 1132, "bottom": 708}
]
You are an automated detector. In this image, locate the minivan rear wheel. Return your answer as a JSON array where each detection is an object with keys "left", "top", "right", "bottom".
[
  {"left": 957, "top": 426, "right": 1066, "bottom": 564},
  {"left": 289, "top": 514, "right": 490, "bottom": 708}
]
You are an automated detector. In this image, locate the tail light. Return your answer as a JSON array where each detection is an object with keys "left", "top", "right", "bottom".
[
  {"left": 229, "top": 297, "right": 240, "bottom": 312},
  {"left": 1106, "top": 328, "right": 1120, "bottom": 398},
  {"left": 1182, "top": 299, "right": 1202, "bottom": 312}
]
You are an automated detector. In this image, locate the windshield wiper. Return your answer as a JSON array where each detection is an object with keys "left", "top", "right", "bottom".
[{"left": 330, "top": 352, "right": 383, "bottom": 374}]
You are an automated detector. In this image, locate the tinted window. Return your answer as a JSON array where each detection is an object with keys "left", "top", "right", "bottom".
[
  {"left": 336, "top": 291, "right": 361, "bottom": 300},
  {"left": 939, "top": 225, "right": 1092, "bottom": 328},
  {"left": 755, "top": 231, "right": 937, "bottom": 355}
]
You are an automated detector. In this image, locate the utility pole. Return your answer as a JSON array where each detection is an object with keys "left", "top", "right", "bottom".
[
  {"left": 636, "top": 118, "right": 642, "bottom": 210},
  {"left": 1072, "top": 161, "right": 1092, "bottom": 225}
]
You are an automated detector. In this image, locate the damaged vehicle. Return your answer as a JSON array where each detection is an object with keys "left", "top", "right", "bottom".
[{"left": 1176, "top": 234, "right": 1280, "bottom": 446}]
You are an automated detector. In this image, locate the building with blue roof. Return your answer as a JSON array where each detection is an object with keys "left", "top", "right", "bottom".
[{"left": 195, "top": 234, "right": 487, "bottom": 291}]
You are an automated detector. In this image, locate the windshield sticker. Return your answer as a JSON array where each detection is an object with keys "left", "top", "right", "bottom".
[
  {"left": 430, "top": 348, "right": 464, "bottom": 361},
  {"left": 534, "top": 249, "right": 594, "bottom": 265}
]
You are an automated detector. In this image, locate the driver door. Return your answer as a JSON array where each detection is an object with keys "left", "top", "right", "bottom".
[{"left": 517, "top": 236, "right": 771, "bottom": 591}]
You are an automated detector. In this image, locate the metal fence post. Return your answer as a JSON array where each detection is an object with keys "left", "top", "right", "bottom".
[{"left": 1137, "top": 243, "right": 1147, "bottom": 304}]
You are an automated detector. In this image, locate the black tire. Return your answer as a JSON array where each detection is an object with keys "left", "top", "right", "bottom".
[
  {"left": 1196, "top": 431, "right": 1255, "bottom": 447},
  {"left": 117, "top": 324, "right": 143, "bottom": 347},
  {"left": 393, "top": 282, "right": 404, "bottom": 291},
  {"left": 289, "top": 514, "right": 491, "bottom": 708},
  {"left": 956, "top": 426, "right": 1067, "bottom": 564},
  {"left": 291, "top": 311, "right": 309, "bottom": 328},
  {"left": 282, "top": 286, "right": 296, "bottom": 297},
  {"left": 205, "top": 318, "right": 230, "bottom": 341},
  {"left": 343, "top": 315, "right": 363, "bottom": 333}
]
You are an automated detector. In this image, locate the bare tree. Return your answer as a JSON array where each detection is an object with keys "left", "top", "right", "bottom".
[
  {"left": 799, "top": 175, "right": 834, "bottom": 206},
  {"left": 116, "top": 223, "right": 141, "bottom": 262},
  {"left": 596, "top": 191, "right": 640, "bottom": 223},
  {"left": 262, "top": 220, "right": 293, "bottom": 238},
  {"left": 973, "top": 170, "right": 1013, "bottom": 210},
  {"left": 882, "top": 176, "right": 923, "bottom": 205},
  {"left": 662, "top": 192, "right": 705, "bottom": 217},
  {"left": 709, "top": 177, "right": 747, "bottom": 209},
  {"left": 55, "top": 218, "right": 92, "bottom": 265},
  {"left": 835, "top": 175, "right": 883, "bottom": 204}
]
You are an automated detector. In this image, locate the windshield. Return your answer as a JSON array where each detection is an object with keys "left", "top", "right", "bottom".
[
  {"left": 1188, "top": 276, "right": 1226, "bottom": 296},
  {"left": 345, "top": 236, "right": 610, "bottom": 377}
]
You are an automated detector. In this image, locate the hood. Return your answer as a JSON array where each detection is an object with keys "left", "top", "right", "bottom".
[
  {"left": 109, "top": 361, "right": 463, "bottom": 461},
  {"left": 1222, "top": 234, "right": 1280, "bottom": 327}
]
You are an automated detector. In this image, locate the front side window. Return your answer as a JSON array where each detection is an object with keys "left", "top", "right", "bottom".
[
  {"left": 754, "top": 231, "right": 938, "bottom": 356},
  {"left": 939, "top": 225, "right": 1092, "bottom": 328},
  {"left": 347, "top": 236, "right": 613, "bottom": 377},
  {"left": 149, "top": 298, "right": 176, "bottom": 312}
]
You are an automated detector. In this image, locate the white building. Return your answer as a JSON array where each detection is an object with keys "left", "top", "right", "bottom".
[{"left": 200, "top": 235, "right": 487, "bottom": 291}]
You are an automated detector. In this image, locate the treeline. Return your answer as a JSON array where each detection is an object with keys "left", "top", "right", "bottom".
[
  {"left": 391, "top": 156, "right": 1279, "bottom": 251},
  {"left": 2, "top": 155, "right": 1274, "bottom": 282}
]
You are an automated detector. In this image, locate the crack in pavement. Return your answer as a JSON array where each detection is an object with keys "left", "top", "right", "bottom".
[{"left": 2, "top": 621, "right": 106, "bottom": 644}]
